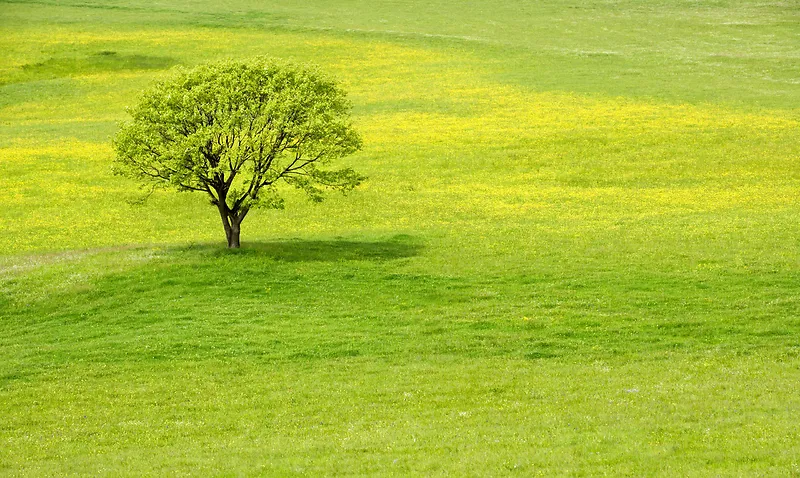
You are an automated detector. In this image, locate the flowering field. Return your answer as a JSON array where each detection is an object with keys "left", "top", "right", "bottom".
[{"left": 1, "top": 1, "right": 799, "bottom": 475}]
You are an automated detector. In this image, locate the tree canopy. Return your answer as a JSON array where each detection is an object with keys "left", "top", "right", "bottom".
[{"left": 113, "top": 58, "right": 364, "bottom": 248}]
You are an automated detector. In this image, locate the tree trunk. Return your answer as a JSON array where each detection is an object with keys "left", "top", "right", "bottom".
[
  {"left": 228, "top": 220, "right": 241, "bottom": 248},
  {"left": 217, "top": 200, "right": 237, "bottom": 249},
  {"left": 215, "top": 187, "right": 248, "bottom": 249}
]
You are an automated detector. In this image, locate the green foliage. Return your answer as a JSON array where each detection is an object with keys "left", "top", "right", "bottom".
[{"left": 113, "top": 58, "right": 364, "bottom": 246}]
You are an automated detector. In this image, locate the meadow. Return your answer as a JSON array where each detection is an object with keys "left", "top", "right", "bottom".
[{"left": 1, "top": 0, "right": 799, "bottom": 475}]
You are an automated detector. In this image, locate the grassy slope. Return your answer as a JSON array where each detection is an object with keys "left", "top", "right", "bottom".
[{"left": 1, "top": 0, "right": 799, "bottom": 475}]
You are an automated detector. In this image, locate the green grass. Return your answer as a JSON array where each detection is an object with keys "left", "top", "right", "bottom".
[{"left": 1, "top": 0, "right": 799, "bottom": 475}]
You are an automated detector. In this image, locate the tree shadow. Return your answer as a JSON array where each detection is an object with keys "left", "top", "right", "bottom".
[{"left": 181, "top": 235, "right": 423, "bottom": 262}]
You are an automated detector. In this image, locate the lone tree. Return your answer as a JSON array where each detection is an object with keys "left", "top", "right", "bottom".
[{"left": 113, "top": 58, "right": 364, "bottom": 248}]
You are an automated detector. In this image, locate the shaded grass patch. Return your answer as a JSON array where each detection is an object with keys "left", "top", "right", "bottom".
[
  {"left": 7, "top": 51, "right": 178, "bottom": 85},
  {"left": 180, "top": 235, "right": 423, "bottom": 263}
]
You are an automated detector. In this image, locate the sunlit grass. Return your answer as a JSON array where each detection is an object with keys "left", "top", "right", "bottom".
[{"left": 1, "top": 34, "right": 797, "bottom": 255}]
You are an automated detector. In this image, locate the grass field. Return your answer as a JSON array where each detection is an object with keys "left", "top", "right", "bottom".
[{"left": 1, "top": 0, "right": 799, "bottom": 475}]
